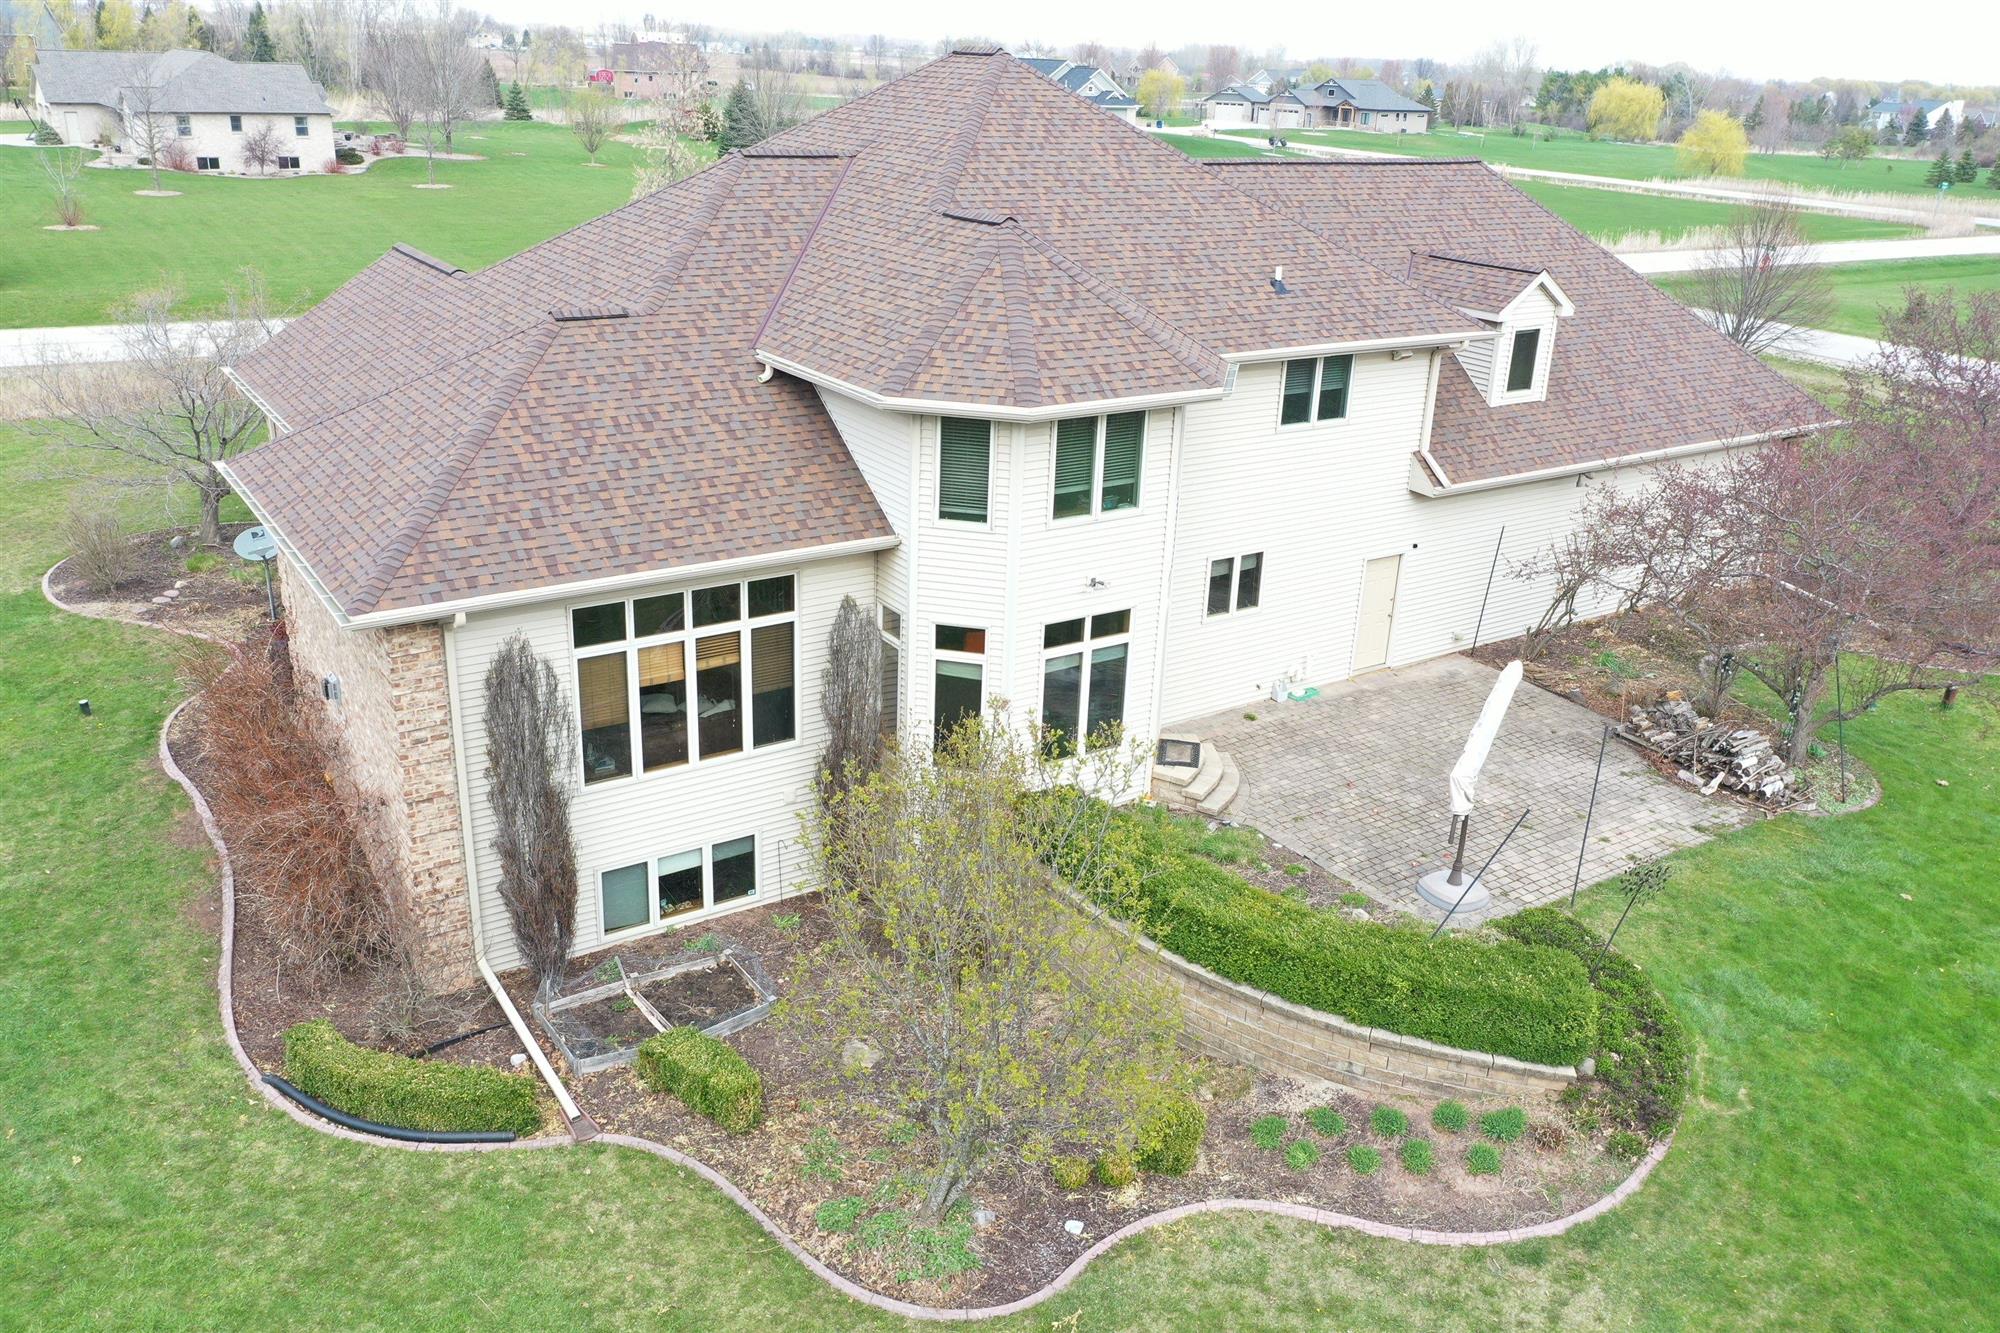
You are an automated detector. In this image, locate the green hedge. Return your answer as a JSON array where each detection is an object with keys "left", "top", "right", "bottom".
[
  {"left": 634, "top": 1027, "right": 763, "bottom": 1133},
  {"left": 1076, "top": 811, "right": 1599, "bottom": 1067},
  {"left": 1494, "top": 907, "right": 1691, "bottom": 1135},
  {"left": 281, "top": 1019, "right": 542, "bottom": 1135}
]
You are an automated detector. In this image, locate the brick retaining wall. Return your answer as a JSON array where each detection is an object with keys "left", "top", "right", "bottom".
[{"left": 1110, "top": 918, "right": 1579, "bottom": 1102}]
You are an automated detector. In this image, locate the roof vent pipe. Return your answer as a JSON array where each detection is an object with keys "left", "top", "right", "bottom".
[{"left": 1271, "top": 265, "right": 1289, "bottom": 296}]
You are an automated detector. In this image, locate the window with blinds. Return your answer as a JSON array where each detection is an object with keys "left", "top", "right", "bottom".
[
  {"left": 567, "top": 574, "right": 797, "bottom": 785},
  {"left": 1280, "top": 355, "right": 1355, "bottom": 425},
  {"left": 1280, "top": 358, "right": 1316, "bottom": 425},
  {"left": 1051, "top": 411, "right": 1143, "bottom": 519},
  {"left": 1100, "top": 411, "right": 1143, "bottom": 510},
  {"left": 1316, "top": 355, "right": 1353, "bottom": 420},
  {"left": 938, "top": 418, "right": 991, "bottom": 522},
  {"left": 1052, "top": 418, "right": 1096, "bottom": 519}
]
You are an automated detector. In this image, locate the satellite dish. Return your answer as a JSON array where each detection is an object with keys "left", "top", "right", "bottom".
[{"left": 232, "top": 526, "right": 278, "bottom": 563}]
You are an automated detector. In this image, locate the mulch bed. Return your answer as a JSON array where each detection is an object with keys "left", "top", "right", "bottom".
[{"left": 48, "top": 523, "right": 270, "bottom": 645}]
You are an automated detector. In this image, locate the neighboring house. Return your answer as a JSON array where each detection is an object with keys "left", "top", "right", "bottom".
[
  {"left": 1201, "top": 82, "right": 1270, "bottom": 126},
  {"left": 1274, "top": 77, "right": 1431, "bottom": 133},
  {"left": 606, "top": 40, "right": 699, "bottom": 101},
  {"left": 1016, "top": 53, "right": 1139, "bottom": 123},
  {"left": 1244, "top": 66, "right": 1310, "bottom": 95},
  {"left": 1866, "top": 94, "right": 1966, "bottom": 133},
  {"left": 218, "top": 47, "right": 1821, "bottom": 987},
  {"left": 32, "top": 49, "right": 333, "bottom": 173}
]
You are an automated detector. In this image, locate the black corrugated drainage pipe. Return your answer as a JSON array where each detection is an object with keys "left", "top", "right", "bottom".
[{"left": 262, "top": 1074, "right": 517, "bottom": 1144}]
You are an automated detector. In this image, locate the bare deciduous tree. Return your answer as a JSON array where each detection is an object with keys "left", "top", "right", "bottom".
[
  {"left": 37, "top": 144, "right": 88, "bottom": 228},
  {"left": 409, "top": 2, "right": 485, "bottom": 186},
  {"left": 119, "top": 56, "right": 179, "bottom": 194},
  {"left": 240, "top": 118, "right": 285, "bottom": 175},
  {"left": 483, "top": 634, "right": 579, "bottom": 993},
  {"left": 30, "top": 279, "right": 274, "bottom": 545},
  {"left": 817, "top": 595, "right": 882, "bottom": 796},
  {"left": 565, "top": 85, "right": 617, "bottom": 165},
  {"left": 1684, "top": 204, "right": 1833, "bottom": 357},
  {"left": 364, "top": 11, "right": 424, "bottom": 138},
  {"left": 629, "top": 42, "right": 709, "bottom": 199}
]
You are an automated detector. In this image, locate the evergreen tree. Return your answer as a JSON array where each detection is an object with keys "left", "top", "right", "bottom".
[
  {"left": 1924, "top": 151, "right": 1951, "bottom": 187},
  {"left": 1933, "top": 109, "right": 1954, "bottom": 145},
  {"left": 1744, "top": 94, "right": 1765, "bottom": 135},
  {"left": 186, "top": 8, "right": 212, "bottom": 50},
  {"left": 478, "top": 61, "right": 501, "bottom": 108},
  {"left": 1955, "top": 149, "right": 1977, "bottom": 183},
  {"left": 720, "top": 79, "right": 766, "bottom": 150},
  {"left": 503, "top": 81, "right": 533, "bottom": 121},
  {"left": 244, "top": 2, "right": 275, "bottom": 61},
  {"left": 1988, "top": 161, "right": 2000, "bottom": 189},
  {"left": 1903, "top": 108, "right": 1928, "bottom": 145}
]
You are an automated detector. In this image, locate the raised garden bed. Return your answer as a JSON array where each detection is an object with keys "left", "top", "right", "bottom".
[{"left": 533, "top": 935, "right": 775, "bottom": 1075}]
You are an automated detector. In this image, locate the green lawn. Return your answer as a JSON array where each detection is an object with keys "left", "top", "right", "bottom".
[
  {"left": 1660, "top": 255, "right": 2000, "bottom": 337},
  {"left": 1231, "top": 121, "right": 1982, "bottom": 197},
  {"left": 3, "top": 398, "right": 1995, "bottom": 1326},
  {"left": 0, "top": 117, "right": 690, "bottom": 329},
  {"left": 1163, "top": 133, "right": 1303, "bottom": 159},
  {"left": 1515, "top": 179, "right": 1915, "bottom": 244}
]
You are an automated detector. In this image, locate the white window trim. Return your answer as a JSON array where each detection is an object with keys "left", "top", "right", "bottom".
[
  {"left": 569, "top": 573, "right": 801, "bottom": 790},
  {"left": 934, "top": 418, "right": 994, "bottom": 530},
  {"left": 1203, "top": 552, "right": 1265, "bottom": 619},
  {"left": 1274, "top": 354, "right": 1356, "bottom": 430},
  {"left": 929, "top": 623, "right": 988, "bottom": 735},
  {"left": 1491, "top": 325, "right": 1551, "bottom": 404},
  {"left": 1047, "top": 412, "right": 1146, "bottom": 523},
  {"left": 293, "top": 115, "right": 309, "bottom": 136},
  {"left": 596, "top": 833, "right": 760, "bottom": 943},
  {"left": 879, "top": 603, "right": 904, "bottom": 737},
  {"left": 1038, "top": 610, "right": 1133, "bottom": 752}
]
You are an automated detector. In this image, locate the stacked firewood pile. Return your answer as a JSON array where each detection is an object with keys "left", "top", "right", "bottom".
[{"left": 1618, "top": 697, "right": 1800, "bottom": 805}]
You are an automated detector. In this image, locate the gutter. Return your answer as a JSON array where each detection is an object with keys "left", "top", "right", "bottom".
[
  {"left": 1406, "top": 420, "right": 1841, "bottom": 497},
  {"left": 441, "top": 609, "right": 596, "bottom": 1140},
  {"left": 224, "top": 366, "right": 291, "bottom": 436},
  {"left": 1218, "top": 331, "right": 1476, "bottom": 363},
  {"left": 757, "top": 351, "right": 1230, "bottom": 421}
]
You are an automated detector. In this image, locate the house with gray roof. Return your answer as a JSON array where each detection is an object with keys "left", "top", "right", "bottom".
[
  {"left": 32, "top": 48, "right": 334, "bottom": 174},
  {"left": 1271, "top": 78, "right": 1431, "bottom": 133},
  {"left": 1013, "top": 53, "right": 1139, "bottom": 122},
  {"left": 216, "top": 47, "right": 1822, "bottom": 987}
]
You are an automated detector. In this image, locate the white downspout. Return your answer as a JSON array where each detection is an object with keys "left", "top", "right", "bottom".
[
  {"left": 441, "top": 613, "right": 592, "bottom": 1137},
  {"left": 1146, "top": 403, "right": 1186, "bottom": 752}
]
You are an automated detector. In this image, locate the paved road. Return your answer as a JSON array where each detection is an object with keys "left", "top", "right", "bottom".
[
  {"left": 1622, "top": 234, "right": 2000, "bottom": 274},
  {"left": 0, "top": 319, "right": 286, "bottom": 370}
]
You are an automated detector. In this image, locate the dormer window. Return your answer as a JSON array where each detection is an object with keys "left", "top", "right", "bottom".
[{"left": 1505, "top": 329, "right": 1541, "bottom": 394}]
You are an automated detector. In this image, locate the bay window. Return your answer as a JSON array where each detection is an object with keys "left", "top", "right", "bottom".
[{"left": 570, "top": 574, "right": 796, "bottom": 785}]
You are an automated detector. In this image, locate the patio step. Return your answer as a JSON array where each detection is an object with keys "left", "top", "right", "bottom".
[
  {"left": 1151, "top": 741, "right": 1242, "bottom": 819},
  {"left": 1196, "top": 756, "right": 1241, "bottom": 818}
]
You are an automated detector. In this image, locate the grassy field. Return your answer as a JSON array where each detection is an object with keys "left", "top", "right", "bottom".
[
  {"left": 3, "top": 393, "right": 1995, "bottom": 1326},
  {"left": 1513, "top": 179, "right": 1914, "bottom": 244},
  {"left": 1226, "top": 121, "right": 1982, "bottom": 197},
  {"left": 1163, "top": 133, "right": 1302, "bottom": 159},
  {"left": 1660, "top": 255, "right": 2000, "bottom": 337},
  {"left": 0, "top": 117, "right": 693, "bottom": 329}
]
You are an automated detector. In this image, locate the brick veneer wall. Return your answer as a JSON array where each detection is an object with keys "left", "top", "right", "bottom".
[
  {"left": 279, "top": 557, "right": 476, "bottom": 989},
  {"left": 1102, "top": 913, "right": 1578, "bottom": 1102}
]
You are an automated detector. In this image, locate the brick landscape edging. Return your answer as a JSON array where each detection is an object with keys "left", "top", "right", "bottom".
[{"left": 44, "top": 554, "right": 1674, "bottom": 1323}]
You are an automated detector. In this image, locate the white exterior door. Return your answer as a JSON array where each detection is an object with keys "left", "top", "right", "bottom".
[
  {"left": 1353, "top": 554, "right": 1401, "bottom": 672},
  {"left": 63, "top": 110, "right": 79, "bottom": 143}
]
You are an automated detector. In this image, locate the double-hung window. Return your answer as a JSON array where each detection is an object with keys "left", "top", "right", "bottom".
[
  {"left": 599, "top": 834, "right": 758, "bottom": 936},
  {"left": 1205, "top": 553, "right": 1263, "bottom": 617},
  {"left": 1040, "top": 610, "right": 1131, "bottom": 756},
  {"left": 937, "top": 418, "right": 991, "bottom": 523},
  {"left": 229, "top": 114, "right": 243, "bottom": 132},
  {"left": 175, "top": 114, "right": 192, "bottom": 137},
  {"left": 571, "top": 575, "right": 797, "bottom": 786},
  {"left": 932, "top": 623, "right": 986, "bottom": 746},
  {"left": 1505, "top": 328, "right": 1541, "bottom": 394},
  {"left": 1052, "top": 411, "right": 1145, "bottom": 518},
  {"left": 293, "top": 115, "right": 309, "bottom": 137},
  {"left": 1279, "top": 354, "right": 1354, "bottom": 425}
]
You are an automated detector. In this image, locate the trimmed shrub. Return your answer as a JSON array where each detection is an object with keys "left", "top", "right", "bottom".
[
  {"left": 1095, "top": 1150, "right": 1137, "bottom": 1187},
  {"left": 634, "top": 1027, "right": 763, "bottom": 1133},
  {"left": 1432, "top": 1099, "right": 1469, "bottom": 1133},
  {"left": 335, "top": 145, "right": 365, "bottom": 165},
  {"left": 1071, "top": 809, "right": 1598, "bottom": 1066},
  {"left": 1369, "top": 1105, "right": 1409, "bottom": 1138},
  {"left": 1284, "top": 1137, "right": 1320, "bottom": 1170},
  {"left": 1306, "top": 1106, "right": 1347, "bottom": 1137},
  {"left": 1607, "top": 1130, "right": 1648, "bottom": 1162},
  {"left": 1480, "top": 1107, "right": 1527, "bottom": 1142},
  {"left": 815, "top": 1195, "right": 866, "bottom": 1232},
  {"left": 1400, "top": 1139, "right": 1435, "bottom": 1175},
  {"left": 282, "top": 1019, "right": 540, "bottom": 1135},
  {"left": 1466, "top": 1143, "right": 1502, "bottom": 1175},
  {"left": 1249, "top": 1114, "right": 1288, "bottom": 1150},
  {"left": 1051, "top": 1155, "right": 1093, "bottom": 1190},
  {"left": 1494, "top": 907, "right": 1692, "bottom": 1136},
  {"left": 1347, "top": 1144, "right": 1382, "bottom": 1174},
  {"left": 1133, "top": 1091, "right": 1205, "bottom": 1176}
]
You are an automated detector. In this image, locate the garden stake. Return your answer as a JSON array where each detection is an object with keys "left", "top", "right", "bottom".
[
  {"left": 1469, "top": 525, "right": 1506, "bottom": 650},
  {"left": 1430, "top": 807, "right": 1529, "bottom": 940},
  {"left": 1571, "top": 724, "right": 1611, "bottom": 910}
]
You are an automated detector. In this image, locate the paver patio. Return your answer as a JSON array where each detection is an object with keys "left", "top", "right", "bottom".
[{"left": 1179, "top": 656, "right": 1741, "bottom": 920}]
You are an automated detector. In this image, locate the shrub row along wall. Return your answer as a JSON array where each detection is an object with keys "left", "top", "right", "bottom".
[
  {"left": 1075, "top": 810, "right": 1599, "bottom": 1068},
  {"left": 283, "top": 1019, "right": 542, "bottom": 1135}
]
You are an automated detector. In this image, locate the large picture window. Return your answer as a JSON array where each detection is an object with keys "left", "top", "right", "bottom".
[
  {"left": 1279, "top": 354, "right": 1355, "bottom": 425},
  {"left": 938, "top": 418, "right": 992, "bottom": 523},
  {"left": 570, "top": 575, "right": 797, "bottom": 785},
  {"left": 1051, "top": 411, "right": 1145, "bottom": 519},
  {"left": 598, "top": 835, "right": 759, "bottom": 937},
  {"left": 1040, "top": 610, "right": 1131, "bottom": 756}
]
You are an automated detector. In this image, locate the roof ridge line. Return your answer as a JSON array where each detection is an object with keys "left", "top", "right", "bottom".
[
  {"left": 252, "top": 319, "right": 536, "bottom": 435},
  {"left": 751, "top": 154, "right": 857, "bottom": 353},
  {"left": 632, "top": 153, "right": 748, "bottom": 318},
  {"left": 1420, "top": 251, "right": 1545, "bottom": 275},
  {"left": 881, "top": 231, "right": 1009, "bottom": 397},
  {"left": 997, "top": 228, "right": 1044, "bottom": 408},
  {"left": 347, "top": 322, "right": 561, "bottom": 615},
  {"left": 1006, "top": 222, "right": 1223, "bottom": 385},
  {"left": 928, "top": 54, "right": 1006, "bottom": 213}
]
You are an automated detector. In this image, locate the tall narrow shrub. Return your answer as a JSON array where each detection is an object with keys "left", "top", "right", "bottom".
[{"left": 483, "top": 634, "right": 577, "bottom": 991}]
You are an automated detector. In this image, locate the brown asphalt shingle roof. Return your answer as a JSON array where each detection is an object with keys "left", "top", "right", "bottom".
[{"left": 230, "top": 47, "right": 1819, "bottom": 616}]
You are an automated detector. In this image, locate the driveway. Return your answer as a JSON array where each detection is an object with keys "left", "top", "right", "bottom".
[{"left": 1180, "top": 656, "right": 1740, "bottom": 921}]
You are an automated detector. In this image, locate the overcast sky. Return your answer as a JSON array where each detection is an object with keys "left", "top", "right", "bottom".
[{"left": 485, "top": 0, "right": 1996, "bottom": 86}]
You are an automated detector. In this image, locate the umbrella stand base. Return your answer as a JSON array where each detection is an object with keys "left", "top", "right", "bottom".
[{"left": 1416, "top": 867, "right": 1491, "bottom": 915}]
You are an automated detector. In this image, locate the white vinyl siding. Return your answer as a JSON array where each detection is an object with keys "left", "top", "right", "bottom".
[{"left": 452, "top": 551, "right": 876, "bottom": 969}]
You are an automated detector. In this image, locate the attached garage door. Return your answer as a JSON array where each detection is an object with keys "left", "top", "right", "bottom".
[{"left": 1208, "top": 100, "right": 1250, "bottom": 125}]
